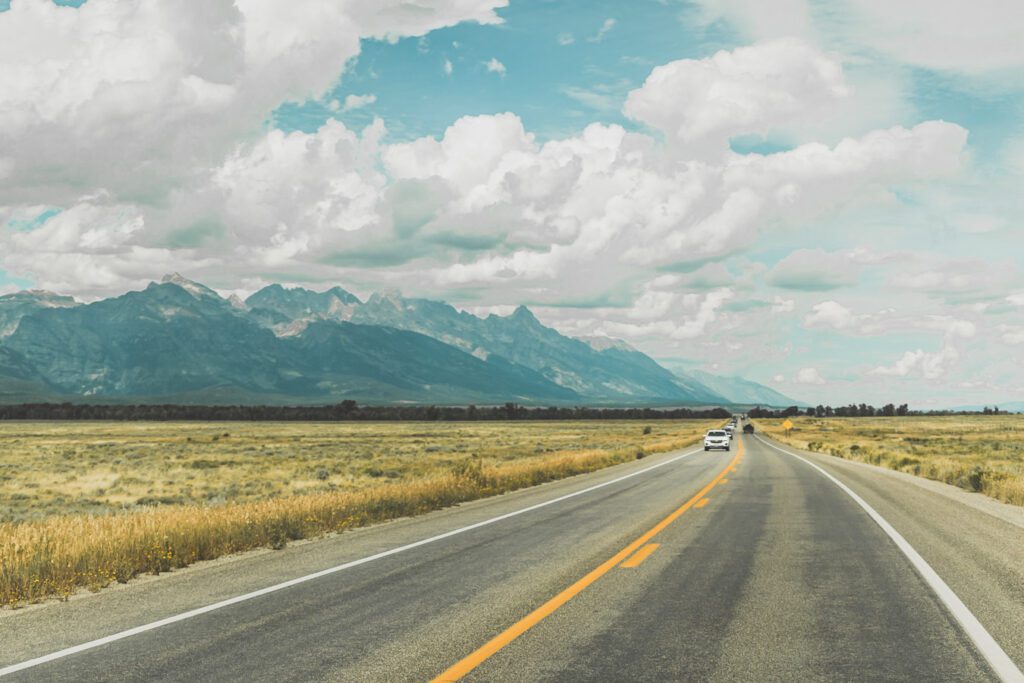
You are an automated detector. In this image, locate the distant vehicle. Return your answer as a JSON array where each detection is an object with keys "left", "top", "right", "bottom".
[
  {"left": 743, "top": 423, "right": 754, "bottom": 434},
  {"left": 704, "top": 430, "right": 730, "bottom": 451},
  {"left": 724, "top": 424, "right": 735, "bottom": 437}
]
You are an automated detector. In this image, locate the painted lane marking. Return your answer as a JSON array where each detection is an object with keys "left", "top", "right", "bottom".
[
  {"left": 695, "top": 498, "right": 711, "bottom": 509},
  {"left": 432, "top": 441, "right": 744, "bottom": 682},
  {"left": 0, "top": 445, "right": 710, "bottom": 678},
  {"left": 719, "top": 478, "right": 729, "bottom": 484},
  {"left": 755, "top": 435, "right": 1024, "bottom": 683},
  {"left": 620, "top": 544, "right": 660, "bottom": 568}
]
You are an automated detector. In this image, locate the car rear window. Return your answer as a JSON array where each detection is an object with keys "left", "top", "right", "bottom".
[{"left": 708, "top": 431, "right": 726, "bottom": 436}]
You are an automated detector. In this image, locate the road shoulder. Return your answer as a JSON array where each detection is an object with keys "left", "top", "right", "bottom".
[
  {"left": 755, "top": 433, "right": 1024, "bottom": 673},
  {"left": 764, "top": 436, "right": 1024, "bottom": 530}
]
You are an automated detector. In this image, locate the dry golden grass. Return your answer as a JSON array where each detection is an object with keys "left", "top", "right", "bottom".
[
  {"left": 0, "top": 420, "right": 717, "bottom": 606},
  {"left": 756, "top": 416, "right": 1024, "bottom": 507}
]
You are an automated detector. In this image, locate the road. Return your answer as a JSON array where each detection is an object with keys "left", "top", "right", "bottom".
[{"left": 2, "top": 431, "right": 1023, "bottom": 681}]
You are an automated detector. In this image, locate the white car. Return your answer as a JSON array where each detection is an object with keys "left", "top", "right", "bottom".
[
  {"left": 704, "top": 430, "right": 730, "bottom": 451},
  {"left": 724, "top": 424, "right": 735, "bottom": 439}
]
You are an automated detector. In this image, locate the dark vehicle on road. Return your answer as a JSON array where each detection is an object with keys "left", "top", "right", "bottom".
[{"left": 743, "top": 423, "right": 754, "bottom": 434}]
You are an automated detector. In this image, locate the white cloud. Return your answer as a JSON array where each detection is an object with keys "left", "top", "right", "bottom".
[
  {"left": 691, "top": 0, "right": 811, "bottom": 42},
  {"left": 1, "top": 106, "right": 968, "bottom": 303},
  {"left": 342, "top": 94, "right": 377, "bottom": 111},
  {"left": 485, "top": 57, "right": 506, "bottom": 76},
  {"left": 214, "top": 119, "right": 387, "bottom": 264},
  {"left": 918, "top": 315, "right": 975, "bottom": 340},
  {"left": 795, "top": 367, "right": 826, "bottom": 384},
  {"left": 0, "top": 0, "right": 506, "bottom": 207},
  {"left": 891, "top": 259, "right": 1020, "bottom": 304},
  {"left": 690, "top": 0, "right": 1024, "bottom": 74},
  {"left": 771, "top": 296, "right": 794, "bottom": 313},
  {"left": 1000, "top": 326, "right": 1024, "bottom": 345},
  {"left": 623, "top": 39, "right": 850, "bottom": 156},
  {"left": 384, "top": 112, "right": 535, "bottom": 197},
  {"left": 54, "top": 102, "right": 954, "bottom": 301},
  {"left": 597, "top": 286, "right": 734, "bottom": 341},
  {"left": 804, "top": 300, "right": 861, "bottom": 330},
  {"left": 768, "top": 250, "right": 861, "bottom": 291},
  {"left": 557, "top": 33, "right": 575, "bottom": 46},
  {"left": 871, "top": 346, "right": 959, "bottom": 380},
  {"left": 443, "top": 58, "right": 453, "bottom": 76},
  {"left": 726, "top": 122, "right": 968, "bottom": 207},
  {"left": 862, "top": 315, "right": 975, "bottom": 381},
  {"left": 588, "top": 18, "right": 616, "bottom": 43},
  {"left": 338, "top": 0, "right": 507, "bottom": 44},
  {"left": 844, "top": 0, "right": 1024, "bottom": 74}
]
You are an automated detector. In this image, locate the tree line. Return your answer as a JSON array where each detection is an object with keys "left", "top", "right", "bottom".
[
  {"left": 748, "top": 403, "right": 1012, "bottom": 418},
  {"left": 749, "top": 403, "right": 910, "bottom": 418},
  {"left": 0, "top": 401, "right": 733, "bottom": 422}
]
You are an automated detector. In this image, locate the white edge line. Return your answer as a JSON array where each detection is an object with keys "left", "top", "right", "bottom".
[
  {"left": 0, "top": 446, "right": 703, "bottom": 677},
  {"left": 755, "top": 434, "right": 1024, "bottom": 683}
]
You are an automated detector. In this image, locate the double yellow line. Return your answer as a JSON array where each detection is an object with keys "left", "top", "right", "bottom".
[{"left": 433, "top": 439, "right": 744, "bottom": 681}]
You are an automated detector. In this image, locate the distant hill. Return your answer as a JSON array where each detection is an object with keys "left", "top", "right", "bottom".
[
  {"left": 682, "top": 370, "right": 802, "bottom": 407},
  {"left": 0, "top": 275, "right": 738, "bottom": 406}
]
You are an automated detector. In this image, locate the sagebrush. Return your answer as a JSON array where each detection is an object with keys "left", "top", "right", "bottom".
[
  {"left": 0, "top": 420, "right": 716, "bottom": 606},
  {"left": 756, "top": 416, "right": 1024, "bottom": 507}
]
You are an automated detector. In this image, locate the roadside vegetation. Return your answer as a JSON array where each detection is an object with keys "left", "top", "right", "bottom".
[
  {"left": 0, "top": 420, "right": 716, "bottom": 606},
  {"left": 756, "top": 416, "right": 1024, "bottom": 507}
]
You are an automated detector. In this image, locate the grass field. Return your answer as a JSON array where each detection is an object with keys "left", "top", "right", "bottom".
[
  {"left": 756, "top": 416, "right": 1024, "bottom": 507},
  {"left": 0, "top": 420, "right": 718, "bottom": 606}
]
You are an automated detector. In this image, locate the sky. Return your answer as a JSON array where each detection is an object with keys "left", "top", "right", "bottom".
[{"left": 1, "top": 0, "right": 1023, "bottom": 408}]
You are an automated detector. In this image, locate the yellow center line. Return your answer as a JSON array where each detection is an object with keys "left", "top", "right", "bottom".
[
  {"left": 431, "top": 439, "right": 745, "bottom": 682},
  {"left": 620, "top": 543, "right": 660, "bottom": 568},
  {"left": 694, "top": 497, "right": 710, "bottom": 509},
  {"left": 719, "top": 478, "right": 729, "bottom": 484}
]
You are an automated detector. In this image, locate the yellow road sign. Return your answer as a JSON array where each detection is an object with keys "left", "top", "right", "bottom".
[{"left": 782, "top": 419, "right": 794, "bottom": 430}]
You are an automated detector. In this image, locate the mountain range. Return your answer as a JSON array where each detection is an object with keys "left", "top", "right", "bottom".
[
  {"left": 0, "top": 275, "right": 799, "bottom": 407},
  {"left": 685, "top": 370, "right": 803, "bottom": 408}
]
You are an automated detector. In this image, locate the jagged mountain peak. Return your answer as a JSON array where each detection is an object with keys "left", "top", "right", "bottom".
[
  {"left": 0, "top": 289, "right": 82, "bottom": 339},
  {"left": 581, "top": 335, "right": 636, "bottom": 353},
  {"left": 245, "top": 282, "right": 361, "bottom": 331},
  {"left": 368, "top": 289, "right": 405, "bottom": 308},
  {"left": 246, "top": 282, "right": 359, "bottom": 304},
  {"left": 159, "top": 273, "right": 220, "bottom": 299},
  {"left": 0, "top": 290, "right": 78, "bottom": 306},
  {"left": 325, "top": 286, "right": 361, "bottom": 305},
  {"left": 508, "top": 305, "right": 541, "bottom": 325},
  {"left": 255, "top": 283, "right": 286, "bottom": 293}
]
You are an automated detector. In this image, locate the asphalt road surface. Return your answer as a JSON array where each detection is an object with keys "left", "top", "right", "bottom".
[{"left": 3, "top": 432, "right": 1023, "bottom": 682}]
